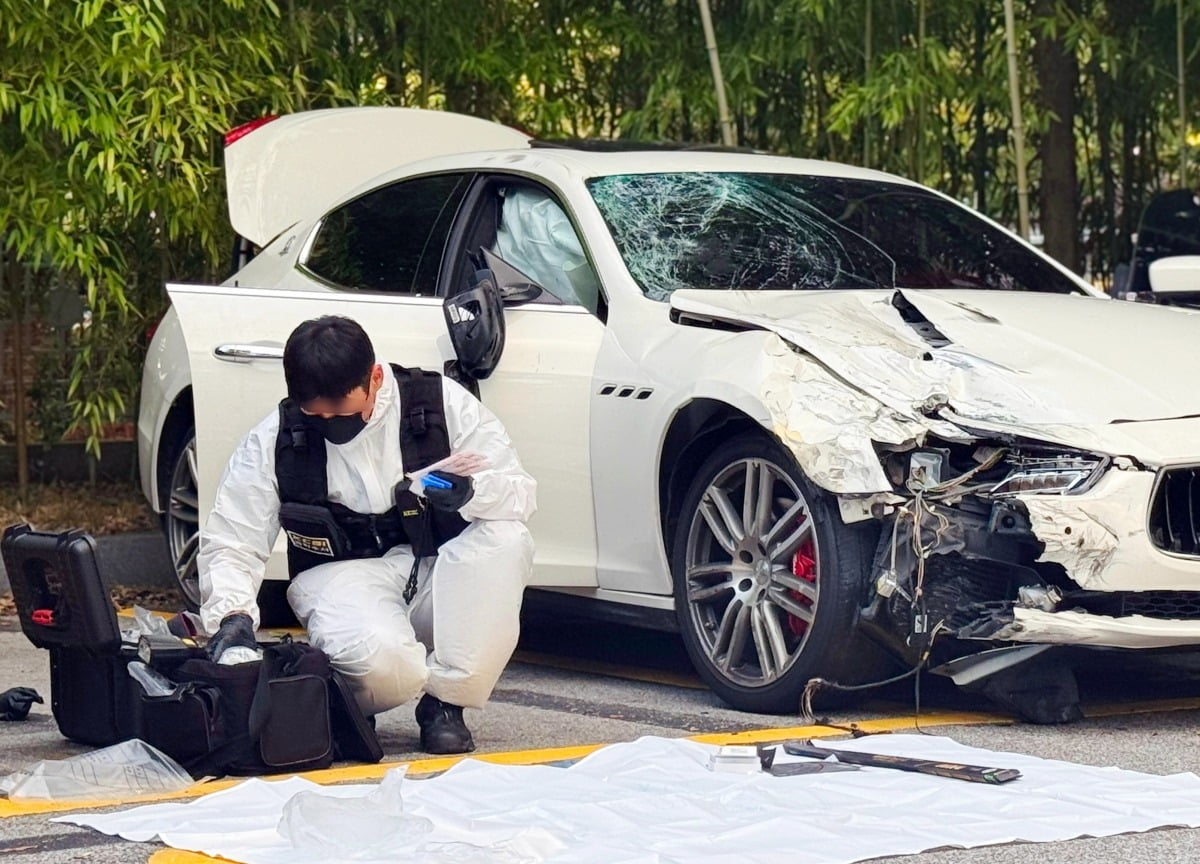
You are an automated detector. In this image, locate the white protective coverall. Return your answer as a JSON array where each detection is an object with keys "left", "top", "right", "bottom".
[{"left": 197, "top": 364, "right": 536, "bottom": 714}]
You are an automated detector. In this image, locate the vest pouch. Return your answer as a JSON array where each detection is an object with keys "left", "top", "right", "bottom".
[
  {"left": 279, "top": 502, "right": 350, "bottom": 574},
  {"left": 139, "top": 683, "right": 222, "bottom": 768},
  {"left": 257, "top": 674, "right": 332, "bottom": 770},
  {"left": 395, "top": 491, "right": 439, "bottom": 557}
]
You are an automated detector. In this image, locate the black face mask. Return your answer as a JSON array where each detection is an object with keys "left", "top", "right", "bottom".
[{"left": 306, "top": 413, "right": 367, "bottom": 445}]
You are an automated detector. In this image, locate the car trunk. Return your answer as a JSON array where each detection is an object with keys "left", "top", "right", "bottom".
[{"left": 223, "top": 107, "right": 530, "bottom": 248}]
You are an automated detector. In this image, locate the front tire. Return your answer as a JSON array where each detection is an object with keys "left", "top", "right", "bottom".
[
  {"left": 672, "top": 432, "right": 882, "bottom": 713},
  {"left": 164, "top": 428, "right": 201, "bottom": 611}
]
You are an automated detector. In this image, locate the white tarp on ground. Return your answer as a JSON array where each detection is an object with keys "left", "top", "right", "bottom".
[{"left": 58, "top": 735, "right": 1200, "bottom": 864}]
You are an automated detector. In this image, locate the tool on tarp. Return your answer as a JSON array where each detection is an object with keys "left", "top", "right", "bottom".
[
  {"left": 781, "top": 740, "right": 1021, "bottom": 784},
  {"left": 756, "top": 744, "right": 861, "bottom": 776}
]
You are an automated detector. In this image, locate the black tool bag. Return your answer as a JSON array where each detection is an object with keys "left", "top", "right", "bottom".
[
  {"left": 328, "top": 669, "right": 384, "bottom": 764},
  {"left": 4, "top": 524, "right": 380, "bottom": 773},
  {"left": 145, "top": 641, "right": 335, "bottom": 778},
  {"left": 49, "top": 645, "right": 141, "bottom": 746}
]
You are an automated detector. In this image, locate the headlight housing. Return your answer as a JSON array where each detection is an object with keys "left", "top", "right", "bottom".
[{"left": 990, "top": 452, "right": 1107, "bottom": 497}]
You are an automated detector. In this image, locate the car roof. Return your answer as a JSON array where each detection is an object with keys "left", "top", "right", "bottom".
[
  {"left": 518, "top": 147, "right": 922, "bottom": 185},
  {"left": 341, "top": 146, "right": 925, "bottom": 203}
]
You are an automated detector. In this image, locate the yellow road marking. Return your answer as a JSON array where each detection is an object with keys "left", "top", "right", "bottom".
[
  {"left": 132, "top": 696, "right": 1200, "bottom": 864},
  {"left": 689, "top": 710, "right": 1012, "bottom": 744},
  {"left": 116, "top": 609, "right": 174, "bottom": 620},
  {"left": 1084, "top": 696, "right": 1200, "bottom": 718},
  {"left": 7, "top": 696, "right": 1200, "bottom": 820},
  {"left": 3, "top": 711, "right": 991, "bottom": 820}
]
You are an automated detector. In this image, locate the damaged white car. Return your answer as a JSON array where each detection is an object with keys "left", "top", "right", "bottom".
[{"left": 139, "top": 108, "right": 1200, "bottom": 718}]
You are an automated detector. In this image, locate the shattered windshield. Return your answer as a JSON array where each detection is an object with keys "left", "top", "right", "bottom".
[{"left": 587, "top": 172, "right": 1082, "bottom": 300}]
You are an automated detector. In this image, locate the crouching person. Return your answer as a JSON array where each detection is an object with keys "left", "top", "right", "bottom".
[{"left": 198, "top": 315, "right": 536, "bottom": 754}]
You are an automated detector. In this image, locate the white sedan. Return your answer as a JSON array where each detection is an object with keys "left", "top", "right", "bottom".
[{"left": 139, "top": 107, "right": 1200, "bottom": 715}]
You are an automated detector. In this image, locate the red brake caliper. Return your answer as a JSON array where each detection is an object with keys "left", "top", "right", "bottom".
[{"left": 788, "top": 526, "right": 817, "bottom": 636}]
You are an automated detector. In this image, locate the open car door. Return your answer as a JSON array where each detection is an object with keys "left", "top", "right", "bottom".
[{"left": 169, "top": 281, "right": 598, "bottom": 589}]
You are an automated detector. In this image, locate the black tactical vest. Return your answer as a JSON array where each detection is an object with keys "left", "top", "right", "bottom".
[{"left": 274, "top": 365, "right": 470, "bottom": 577}]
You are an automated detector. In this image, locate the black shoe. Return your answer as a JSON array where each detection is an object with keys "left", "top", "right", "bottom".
[{"left": 415, "top": 693, "right": 475, "bottom": 755}]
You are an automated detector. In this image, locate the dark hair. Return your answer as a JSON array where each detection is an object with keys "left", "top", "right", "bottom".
[{"left": 283, "top": 316, "right": 375, "bottom": 404}]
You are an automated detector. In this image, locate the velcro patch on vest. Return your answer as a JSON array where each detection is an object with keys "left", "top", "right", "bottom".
[{"left": 285, "top": 530, "right": 336, "bottom": 557}]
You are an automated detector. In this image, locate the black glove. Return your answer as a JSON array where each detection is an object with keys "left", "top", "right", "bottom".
[
  {"left": 423, "top": 471, "right": 474, "bottom": 512},
  {"left": 0, "top": 687, "right": 43, "bottom": 721},
  {"left": 206, "top": 612, "right": 257, "bottom": 662}
]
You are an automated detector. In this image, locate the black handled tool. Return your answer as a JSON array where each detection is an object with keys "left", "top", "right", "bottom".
[
  {"left": 782, "top": 741, "right": 1021, "bottom": 784},
  {"left": 757, "top": 743, "right": 860, "bottom": 776},
  {"left": 137, "top": 633, "right": 207, "bottom": 669}
]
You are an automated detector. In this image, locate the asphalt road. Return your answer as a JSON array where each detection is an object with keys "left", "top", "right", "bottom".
[{"left": 3, "top": 608, "right": 1200, "bottom": 863}]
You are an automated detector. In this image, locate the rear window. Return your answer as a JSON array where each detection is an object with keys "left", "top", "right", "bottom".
[
  {"left": 586, "top": 172, "right": 1082, "bottom": 300},
  {"left": 304, "top": 174, "right": 469, "bottom": 295}
]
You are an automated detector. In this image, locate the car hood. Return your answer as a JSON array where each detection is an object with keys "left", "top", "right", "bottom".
[{"left": 670, "top": 288, "right": 1200, "bottom": 460}]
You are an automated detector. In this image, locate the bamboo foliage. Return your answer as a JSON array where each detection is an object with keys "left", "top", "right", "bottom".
[{"left": 0, "top": 0, "right": 1194, "bottom": 459}]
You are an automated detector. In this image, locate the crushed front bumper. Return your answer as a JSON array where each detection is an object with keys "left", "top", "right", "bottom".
[
  {"left": 860, "top": 464, "right": 1200, "bottom": 662},
  {"left": 980, "top": 607, "right": 1200, "bottom": 649}
]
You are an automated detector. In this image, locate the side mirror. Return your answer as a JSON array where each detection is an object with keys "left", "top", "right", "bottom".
[
  {"left": 1148, "top": 256, "right": 1200, "bottom": 302},
  {"left": 443, "top": 271, "right": 506, "bottom": 381},
  {"left": 480, "top": 248, "right": 547, "bottom": 307}
]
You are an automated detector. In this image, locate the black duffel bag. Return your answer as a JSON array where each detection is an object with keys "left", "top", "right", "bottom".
[{"left": 139, "top": 640, "right": 334, "bottom": 777}]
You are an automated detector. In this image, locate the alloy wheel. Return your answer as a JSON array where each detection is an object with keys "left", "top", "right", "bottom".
[
  {"left": 683, "top": 457, "right": 820, "bottom": 688},
  {"left": 166, "top": 435, "right": 201, "bottom": 608}
]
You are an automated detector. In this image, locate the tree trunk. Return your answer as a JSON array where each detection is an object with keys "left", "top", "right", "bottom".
[
  {"left": 1092, "top": 56, "right": 1118, "bottom": 279},
  {"left": 5, "top": 257, "right": 30, "bottom": 500},
  {"left": 1179, "top": 0, "right": 1189, "bottom": 188},
  {"left": 914, "top": 0, "right": 927, "bottom": 182},
  {"left": 973, "top": 1, "right": 989, "bottom": 212},
  {"left": 1032, "top": 0, "right": 1081, "bottom": 270},
  {"left": 863, "top": 0, "right": 873, "bottom": 167},
  {"left": 697, "top": 0, "right": 735, "bottom": 146},
  {"left": 811, "top": 42, "right": 834, "bottom": 159},
  {"left": 1119, "top": 110, "right": 1141, "bottom": 266},
  {"left": 1003, "top": 0, "right": 1031, "bottom": 238}
]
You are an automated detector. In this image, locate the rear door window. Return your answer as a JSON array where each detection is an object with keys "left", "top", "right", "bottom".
[{"left": 303, "top": 173, "right": 471, "bottom": 295}]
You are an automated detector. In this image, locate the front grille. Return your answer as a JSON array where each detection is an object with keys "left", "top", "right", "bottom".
[
  {"left": 922, "top": 555, "right": 1027, "bottom": 629},
  {"left": 1121, "top": 591, "right": 1200, "bottom": 620},
  {"left": 1149, "top": 468, "right": 1200, "bottom": 556}
]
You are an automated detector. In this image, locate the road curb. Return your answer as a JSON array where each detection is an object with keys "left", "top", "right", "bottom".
[{"left": 0, "top": 530, "right": 175, "bottom": 594}]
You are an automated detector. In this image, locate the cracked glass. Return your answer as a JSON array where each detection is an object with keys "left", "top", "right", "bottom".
[{"left": 587, "top": 173, "right": 1082, "bottom": 300}]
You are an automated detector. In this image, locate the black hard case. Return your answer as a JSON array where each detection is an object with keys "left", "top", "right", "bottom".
[
  {"left": 2, "top": 524, "right": 121, "bottom": 651},
  {"left": 3, "top": 524, "right": 132, "bottom": 745}
]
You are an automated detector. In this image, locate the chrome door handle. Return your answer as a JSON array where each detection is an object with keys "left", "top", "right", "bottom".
[{"left": 214, "top": 343, "right": 284, "bottom": 362}]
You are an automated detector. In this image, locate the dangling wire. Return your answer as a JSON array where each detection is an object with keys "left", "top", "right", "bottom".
[
  {"left": 799, "top": 623, "right": 945, "bottom": 725},
  {"left": 907, "top": 619, "right": 945, "bottom": 734},
  {"left": 802, "top": 452, "right": 987, "bottom": 727}
]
